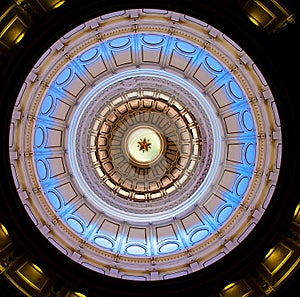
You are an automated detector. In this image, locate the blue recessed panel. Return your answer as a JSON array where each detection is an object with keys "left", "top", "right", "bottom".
[
  {"left": 36, "top": 159, "right": 48, "bottom": 180},
  {"left": 159, "top": 242, "right": 179, "bottom": 254},
  {"left": 110, "top": 36, "right": 131, "bottom": 48},
  {"left": 175, "top": 41, "right": 196, "bottom": 53},
  {"left": 47, "top": 191, "right": 62, "bottom": 210},
  {"left": 126, "top": 245, "right": 147, "bottom": 256},
  {"left": 143, "top": 34, "right": 164, "bottom": 45},
  {"left": 94, "top": 236, "right": 114, "bottom": 249},
  {"left": 236, "top": 176, "right": 250, "bottom": 196},
  {"left": 56, "top": 67, "right": 72, "bottom": 85},
  {"left": 40, "top": 94, "right": 54, "bottom": 115},
  {"left": 217, "top": 205, "right": 233, "bottom": 224},
  {"left": 67, "top": 217, "right": 84, "bottom": 234},
  {"left": 242, "top": 110, "right": 254, "bottom": 131},
  {"left": 79, "top": 47, "right": 99, "bottom": 63},
  {"left": 34, "top": 127, "right": 45, "bottom": 148},
  {"left": 228, "top": 80, "right": 243, "bottom": 100},
  {"left": 190, "top": 228, "right": 210, "bottom": 243},
  {"left": 205, "top": 56, "right": 223, "bottom": 73},
  {"left": 245, "top": 143, "right": 256, "bottom": 165}
]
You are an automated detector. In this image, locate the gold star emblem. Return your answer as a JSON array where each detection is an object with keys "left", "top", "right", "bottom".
[{"left": 137, "top": 138, "right": 151, "bottom": 152}]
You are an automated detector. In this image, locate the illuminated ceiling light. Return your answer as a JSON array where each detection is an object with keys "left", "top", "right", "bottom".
[
  {"left": 262, "top": 243, "right": 293, "bottom": 276},
  {"left": 14, "top": 31, "right": 25, "bottom": 44},
  {"left": 294, "top": 204, "right": 300, "bottom": 218},
  {"left": 15, "top": 260, "right": 48, "bottom": 291},
  {"left": 220, "top": 280, "right": 254, "bottom": 296},
  {"left": 238, "top": 0, "right": 295, "bottom": 33},
  {"left": 264, "top": 247, "right": 275, "bottom": 259},
  {"left": 36, "top": 0, "right": 66, "bottom": 11},
  {"left": 0, "top": 224, "right": 9, "bottom": 236},
  {"left": 222, "top": 282, "right": 237, "bottom": 291},
  {"left": 32, "top": 263, "right": 43, "bottom": 274},
  {"left": 52, "top": 0, "right": 66, "bottom": 9},
  {"left": 0, "top": 5, "right": 28, "bottom": 49},
  {"left": 248, "top": 15, "right": 261, "bottom": 26},
  {"left": 73, "top": 293, "right": 86, "bottom": 297},
  {"left": 292, "top": 204, "right": 300, "bottom": 226}
]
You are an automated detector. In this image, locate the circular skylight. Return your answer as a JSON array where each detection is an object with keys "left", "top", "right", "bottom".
[{"left": 9, "top": 8, "right": 282, "bottom": 281}]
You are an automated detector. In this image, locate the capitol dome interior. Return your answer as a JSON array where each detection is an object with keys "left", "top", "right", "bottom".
[{"left": 0, "top": 0, "right": 299, "bottom": 296}]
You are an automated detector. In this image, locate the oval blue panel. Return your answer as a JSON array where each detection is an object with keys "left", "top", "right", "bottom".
[
  {"left": 40, "top": 95, "right": 54, "bottom": 114},
  {"left": 126, "top": 245, "right": 146, "bottom": 256},
  {"left": 236, "top": 176, "right": 249, "bottom": 196},
  {"left": 36, "top": 160, "right": 48, "bottom": 180},
  {"left": 34, "top": 127, "right": 45, "bottom": 147},
  {"left": 217, "top": 206, "right": 233, "bottom": 224},
  {"left": 205, "top": 56, "right": 223, "bottom": 72},
  {"left": 94, "top": 236, "right": 114, "bottom": 249},
  {"left": 143, "top": 34, "right": 164, "bottom": 45},
  {"left": 242, "top": 110, "right": 254, "bottom": 131},
  {"left": 110, "top": 36, "right": 130, "bottom": 48},
  {"left": 228, "top": 80, "right": 243, "bottom": 99},
  {"left": 80, "top": 47, "right": 99, "bottom": 62},
  {"left": 56, "top": 67, "right": 72, "bottom": 85},
  {"left": 245, "top": 143, "right": 256, "bottom": 164},
  {"left": 190, "top": 229, "right": 209, "bottom": 243},
  {"left": 67, "top": 218, "right": 84, "bottom": 233},
  {"left": 176, "top": 41, "right": 196, "bottom": 53},
  {"left": 47, "top": 191, "right": 62, "bottom": 210},
  {"left": 159, "top": 242, "right": 179, "bottom": 254}
]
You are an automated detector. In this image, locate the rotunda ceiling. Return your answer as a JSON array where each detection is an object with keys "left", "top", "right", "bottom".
[{"left": 9, "top": 8, "right": 282, "bottom": 281}]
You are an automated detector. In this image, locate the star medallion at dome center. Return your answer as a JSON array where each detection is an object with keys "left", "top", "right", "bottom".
[
  {"left": 138, "top": 138, "right": 151, "bottom": 152},
  {"left": 125, "top": 126, "right": 163, "bottom": 167}
]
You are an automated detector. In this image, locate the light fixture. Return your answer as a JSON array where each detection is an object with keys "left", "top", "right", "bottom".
[
  {"left": 0, "top": 224, "right": 9, "bottom": 237},
  {"left": 0, "top": 4, "right": 28, "bottom": 50},
  {"left": 238, "top": 0, "right": 295, "bottom": 33},
  {"left": 35, "top": 0, "right": 66, "bottom": 11}
]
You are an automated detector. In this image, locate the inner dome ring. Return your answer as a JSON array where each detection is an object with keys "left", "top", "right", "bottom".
[
  {"left": 92, "top": 93, "right": 205, "bottom": 202},
  {"left": 69, "top": 70, "right": 219, "bottom": 220}
]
